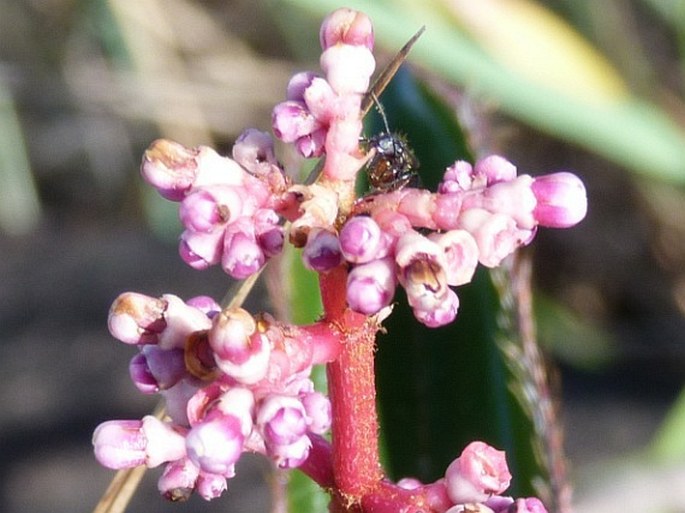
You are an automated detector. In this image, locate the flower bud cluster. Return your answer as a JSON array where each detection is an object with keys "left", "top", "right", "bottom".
[
  {"left": 95, "top": 292, "right": 335, "bottom": 500},
  {"left": 299, "top": 155, "right": 586, "bottom": 326},
  {"left": 140, "top": 132, "right": 289, "bottom": 278},
  {"left": 385, "top": 441, "right": 548, "bottom": 513},
  {"left": 272, "top": 8, "right": 375, "bottom": 183}
]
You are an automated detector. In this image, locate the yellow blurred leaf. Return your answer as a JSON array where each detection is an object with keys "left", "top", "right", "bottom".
[{"left": 443, "top": 0, "right": 629, "bottom": 104}]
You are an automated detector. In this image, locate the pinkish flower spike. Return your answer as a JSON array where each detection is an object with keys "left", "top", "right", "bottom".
[
  {"left": 531, "top": 171, "right": 587, "bottom": 228},
  {"left": 444, "top": 441, "right": 512, "bottom": 504}
]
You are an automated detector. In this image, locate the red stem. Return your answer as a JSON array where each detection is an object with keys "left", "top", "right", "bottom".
[{"left": 320, "top": 265, "right": 383, "bottom": 502}]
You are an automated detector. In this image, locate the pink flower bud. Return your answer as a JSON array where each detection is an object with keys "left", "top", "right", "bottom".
[
  {"left": 257, "top": 394, "right": 308, "bottom": 447},
  {"left": 444, "top": 441, "right": 512, "bottom": 504},
  {"left": 440, "top": 160, "right": 476, "bottom": 193},
  {"left": 395, "top": 231, "right": 450, "bottom": 311},
  {"left": 179, "top": 185, "right": 244, "bottom": 233},
  {"left": 232, "top": 128, "right": 277, "bottom": 176},
  {"left": 222, "top": 219, "right": 266, "bottom": 279},
  {"left": 339, "top": 215, "right": 387, "bottom": 263},
  {"left": 458, "top": 209, "right": 529, "bottom": 268},
  {"left": 474, "top": 155, "right": 518, "bottom": 185},
  {"left": 302, "top": 77, "right": 336, "bottom": 122},
  {"left": 108, "top": 292, "right": 166, "bottom": 345},
  {"left": 208, "top": 307, "right": 256, "bottom": 361},
  {"left": 413, "top": 288, "right": 459, "bottom": 327},
  {"left": 269, "top": 434, "right": 312, "bottom": 469},
  {"left": 272, "top": 101, "right": 320, "bottom": 143},
  {"left": 196, "top": 471, "right": 228, "bottom": 501},
  {"left": 253, "top": 208, "right": 284, "bottom": 258},
  {"left": 319, "top": 8, "right": 374, "bottom": 50},
  {"left": 429, "top": 230, "right": 479, "bottom": 286},
  {"left": 185, "top": 414, "right": 244, "bottom": 476},
  {"left": 186, "top": 295, "right": 221, "bottom": 317},
  {"left": 287, "top": 71, "right": 318, "bottom": 101},
  {"left": 301, "top": 391, "right": 331, "bottom": 434},
  {"left": 465, "top": 176, "right": 536, "bottom": 230},
  {"left": 92, "top": 416, "right": 186, "bottom": 470},
  {"left": 302, "top": 228, "right": 343, "bottom": 272},
  {"left": 346, "top": 257, "right": 397, "bottom": 315},
  {"left": 141, "top": 139, "right": 199, "bottom": 201},
  {"left": 157, "top": 457, "right": 201, "bottom": 501},
  {"left": 179, "top": 229, "right": 223, "bottom": 270},
  {"left": 531, "top": 172, "right": 587, "bottom": 228},
  {"left": 157, "top": 294, "right": 212, "bottom": 350},
  {"left": 129, "top": 346, "right": 186, "bottom": 393},
  {"left": 295, "top": 127, "right": 327, "bottom": 158}
]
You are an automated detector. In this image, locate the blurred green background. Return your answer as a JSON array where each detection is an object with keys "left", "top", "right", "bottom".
[{"left": 2, "top": 1, "right": 685, "bottom": 512}]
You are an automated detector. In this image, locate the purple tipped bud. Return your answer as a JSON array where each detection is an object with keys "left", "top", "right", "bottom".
[
  {"left": 209, "top": 309, "right": 270, "bottom": 384},
  {"left": 258, "top": 395, "right": 308, "bottom": 447},
  {"left": 532, "top": 172, "right": 587, "bottom": 228},
  {"left": 157, "top": 457, "right": 200, "bottom": 502},
  {"left": 208, "top": 308, "right": 256, "bottom": 361},
  {"left": 339, "top": 215, "right": 386, "bottom": 263},
  {"left": 186, "top": 414, "right": 244, "bottom": 476},
  {"left": 222, "top": 220, "right": 266, "bottom": 279},
  {"left": 254, "top": 209, "right": 284, "bottom": 258},
  {"left": 346, "top": 257, "right": 397, "bottom": 315},
  {"left": 302, "top": 228, "right": 342, "bottom": 272},
  {"left": 180, "top": 186, "right": 244, "bottom": 233},
  {"left": 319, "top": 8, "right": 374, "bottom": 50},
  {"left": 108, "top": 292, "right": 166, "bottom": 345},
  {"left": 130, "top": 346, "right": 187, "bottom": 393},
  {"left": 141, "top": 139, "right": 199, "bottom": 201}
]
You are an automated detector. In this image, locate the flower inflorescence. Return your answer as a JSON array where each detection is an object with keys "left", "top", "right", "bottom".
[{"left": 93, "top": 7, "right": 586, "bottom": 512}]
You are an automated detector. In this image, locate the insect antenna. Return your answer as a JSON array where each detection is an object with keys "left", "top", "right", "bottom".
[{"left": 370, "top": 92, "right": 392, "bottom": 135}]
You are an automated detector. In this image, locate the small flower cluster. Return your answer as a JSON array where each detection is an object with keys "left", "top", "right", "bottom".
[
  {"left": 141, "top": 132, "right": 289, "bottom": 278},
  {"left": 296, "top": 156, "right": 586, "bottom": 327},
  {"left": 94, "top": 292, "right": 337, "bottom": 500}
]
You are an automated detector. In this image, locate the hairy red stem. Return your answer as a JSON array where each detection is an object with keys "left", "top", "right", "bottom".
[{"left": 320, "top": 265, "right": 383, "bottom": 503}]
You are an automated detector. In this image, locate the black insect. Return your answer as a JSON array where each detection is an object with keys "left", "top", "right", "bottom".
[{"left": 363, "top": 96, "right": 420, "bottom": 192}]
